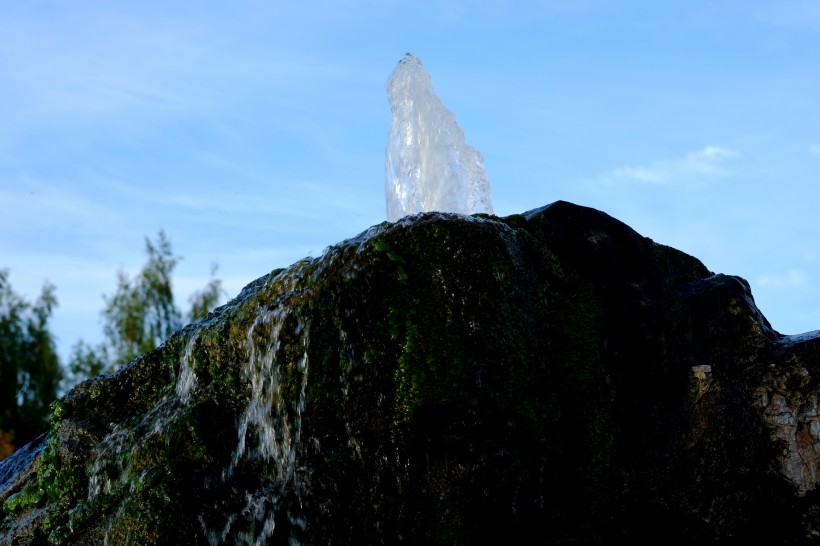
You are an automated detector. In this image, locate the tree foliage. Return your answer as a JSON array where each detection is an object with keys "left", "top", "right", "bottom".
[
  {"left": 101, "top": 230, "right": 182, "bottom": 366},
  {"left": 187, "top": 262, "right": 226, "bottom": 323},
  {"left": 64, "top": 339, "right": 109, "bottom": 389},
  {"left": 65, "top": 231, "right": 226, "bottom": 389},
  {"left": 2, "top": 231, "right": 226, "bottom": 458},
  {"left": 0, "top": 269, "right": 62, "bottom": 452},
  {"left": 0, "top": 428, "right": 14, "bottom": 460}
]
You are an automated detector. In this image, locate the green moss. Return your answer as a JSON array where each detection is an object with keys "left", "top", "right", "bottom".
[
  {"left": 2, "top": 485, "right": 44, "bottom": 516},
  {"left": 38, "top": 434, "right": 80, "bottom": 508},
  {"left": 369, "top": 239, "right": 390, "bottom": 252},
  {"left": 50, "top": 399, "right": 66, "bottom": 422},
  {"left": 501, "top": 213, "right": 527, "bottom": 230}
]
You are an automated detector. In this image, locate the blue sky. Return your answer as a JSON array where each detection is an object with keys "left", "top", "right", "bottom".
[{"left": 2, "top": 0, "right": 819, "bottom": 363}]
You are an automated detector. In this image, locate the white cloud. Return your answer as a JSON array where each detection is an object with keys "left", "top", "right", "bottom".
[
  {"left": 596, "top": 146, "right": 740, "bottom": 185},
  {"left": 756, "top": 270, "right": 809, "bottom": 289},
  {"left": 810, "top": 145, "right": 820, "bottom": 156},
  {"left": 700, "top": 146, "right": 739, "bottom": 159}
]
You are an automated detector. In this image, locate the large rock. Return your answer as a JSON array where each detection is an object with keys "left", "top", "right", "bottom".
[{"left": 2, "top": 200, "right": 820, "bottom": 545}]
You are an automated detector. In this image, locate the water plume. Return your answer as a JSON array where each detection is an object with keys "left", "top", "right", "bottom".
[{"left": 385, "top": 53, "right": 493, "bottom": 221}]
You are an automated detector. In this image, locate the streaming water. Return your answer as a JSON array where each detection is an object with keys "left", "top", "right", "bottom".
[
  {"left": 84, "top": 257, "right": 319, "bottom": 545},
  {"left": 175, "top": 333, "right": 199, "bottom": 404},
  {"left": 87, "top": 330, "right": 202, "bottom": 502},
  {"left": 203, "top": 263, "right": 312, "bottom": 546}
]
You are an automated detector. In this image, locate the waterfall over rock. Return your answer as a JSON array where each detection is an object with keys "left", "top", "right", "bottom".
[
  {"left": 4, "top": 201, "right": 820, "bottom": 544},
  {"left": 385, "top": 53, "right": 493, "bottom": 221}
]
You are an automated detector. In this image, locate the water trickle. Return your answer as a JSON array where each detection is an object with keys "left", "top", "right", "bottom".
[
  {"left": 87, "top": 327, "right": 203, "bottom": 511},
  {"left": 385, "top": 52, "right": 493, "bottom": 221},
  {"left": 203, "top": 260, "right": 316, "bottom": 546},
  {"left": 175, "top": 333, "right": 199, "bottom": 404},
  {"left": 82, "top": 246, "right": 341, "bottom": 544}
]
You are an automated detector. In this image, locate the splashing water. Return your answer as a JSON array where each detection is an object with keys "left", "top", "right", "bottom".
[{"left": 385, "top": 52, "right": 493, "bottom": 222}]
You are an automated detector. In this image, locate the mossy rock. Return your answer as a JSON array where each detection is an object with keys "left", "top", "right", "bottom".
[{"left": 2, "top": 201, "right": 820, "bottom": 545}]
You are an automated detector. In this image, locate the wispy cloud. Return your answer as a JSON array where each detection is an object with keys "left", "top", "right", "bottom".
[
  {"left": 0, "top": 175, "right": 121, "bottom": 240},
  {"left": 596, "top": 146, "right": 740, "bottom": 186},
  {"left": 756, "top": 270, "right": 810, "bottom": 289},
  {"left": 0, "top": 7, "right": 350, "bottom": 144},
  {"left": 1, "top": 23, "right": 215, "bottom": 125},
  {"left": 810, "top": 145, "right": 820, "bottom": 156},
  {"left": 754, "top": 0, "right": 820, "bottom": 30},
  {"left": 96, "top": 175, "right": 369, "bottom": 224}
]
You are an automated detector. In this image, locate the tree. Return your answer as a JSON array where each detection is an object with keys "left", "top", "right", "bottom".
[
  {"left": 187, "top": 262, "right": 226, "bottom": 323},
  {"left": 101, "top": 230, "right": 182, "bottom": 367},
  {"left": 63, "top": 339, "right": 109, "bottom": 390},
  {"left": 65, "top": 231, "right": 226, "bottom": 389},
  {"left": 0, "top": 232, "right": 226, "bottom": 458},
  {"left": 0, "top": 428, "right": 14, "bottom": 460},
  {"left": 0, "top": 269, "right": 62, "bottom": 455}
]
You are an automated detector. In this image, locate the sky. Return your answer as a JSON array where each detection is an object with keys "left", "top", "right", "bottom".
[{"left": 1, "top": 0, "right": 819, "bottom": 364}]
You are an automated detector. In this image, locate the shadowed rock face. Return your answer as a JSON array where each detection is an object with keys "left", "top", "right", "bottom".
[{"left": 2, "top": 200, "right": 820, "bottom": 545}]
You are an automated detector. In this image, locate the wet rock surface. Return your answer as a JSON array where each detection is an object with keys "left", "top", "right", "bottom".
[{"left": 2, "top": 200, "right": 820, "bottom": 545}]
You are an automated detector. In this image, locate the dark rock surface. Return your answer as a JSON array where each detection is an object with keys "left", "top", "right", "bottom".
[{"left": 2, "top": 200, "right": 820, "bottom": 545}]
